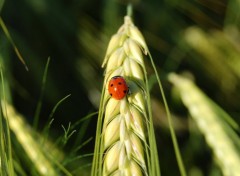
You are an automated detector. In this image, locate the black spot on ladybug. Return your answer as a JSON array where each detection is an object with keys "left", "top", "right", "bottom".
[
  {"left": 110, "top": 84, "right": 114, "bottom": 87},
  {"left": 123, "top": 90, "right": 127, "bottom": 93},
  {"left": 110, "top": 93, "right": 112, "bottom": 96}
]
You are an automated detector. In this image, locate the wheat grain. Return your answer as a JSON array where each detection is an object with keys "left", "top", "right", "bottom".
[{"left": 92, "top": 16, "right": 160, "bottom": 176}]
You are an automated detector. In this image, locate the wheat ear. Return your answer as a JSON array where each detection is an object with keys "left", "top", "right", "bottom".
[
  {"left": 1, "top": 101, "right": 58, "bottom": 176},
  {"left": 92, "top": 15, "right": 160, "bottom": 176},
  {"left": 169, "top": 73, "right": 240, "bottom": 176}
]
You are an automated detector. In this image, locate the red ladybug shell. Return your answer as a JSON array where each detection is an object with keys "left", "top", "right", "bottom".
[{"left": 108, "top": 76, "right": 128, "bottom": 100}]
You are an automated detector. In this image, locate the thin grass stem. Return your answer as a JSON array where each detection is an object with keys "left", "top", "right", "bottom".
[
  {"left": 0, "top": 17, "right": 28, "bottom": 71},
  {"left": 148, "top": 52, "right": 187, "bottom": 176},
  {"left": 33, "top": 57, "right": 50, "bottom": 129}
]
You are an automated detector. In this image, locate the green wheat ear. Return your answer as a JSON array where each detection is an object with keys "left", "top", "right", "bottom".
[
  {"left": 91, "top": 16, "right": 160, "bottom": 176},
  {"left": 169, "top": 73, "right": 240, "bottom": 176}
]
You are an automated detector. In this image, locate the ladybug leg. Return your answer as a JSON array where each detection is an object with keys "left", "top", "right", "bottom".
[
  {"left": 127, "top": 86, "right": 131, "bottom": 95},
  {"left": 112, "top": 75, "right": 121, "bottom": 79}
]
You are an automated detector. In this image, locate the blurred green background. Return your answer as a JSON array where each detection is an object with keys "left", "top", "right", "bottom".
[{"left": 1, "top": 0, "right": 240, "bottom": 175}]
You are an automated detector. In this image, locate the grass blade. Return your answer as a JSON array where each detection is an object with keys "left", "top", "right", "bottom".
[
  {"left": 33, "top": 57, "right": 50, "bottom": 129},
  {"left": 148, "top": 52, "right": 187, "bottom": 176},
  {"left": 0, "top": 63, "right": 14, "bottom": 176},
  {"left": 0, "top": 17, "right": 28, "bottom": 71}
]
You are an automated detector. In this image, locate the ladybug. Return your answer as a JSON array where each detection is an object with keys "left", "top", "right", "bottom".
[{"left": 108, "top": 76, "right": 129, "bottom": 100}]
